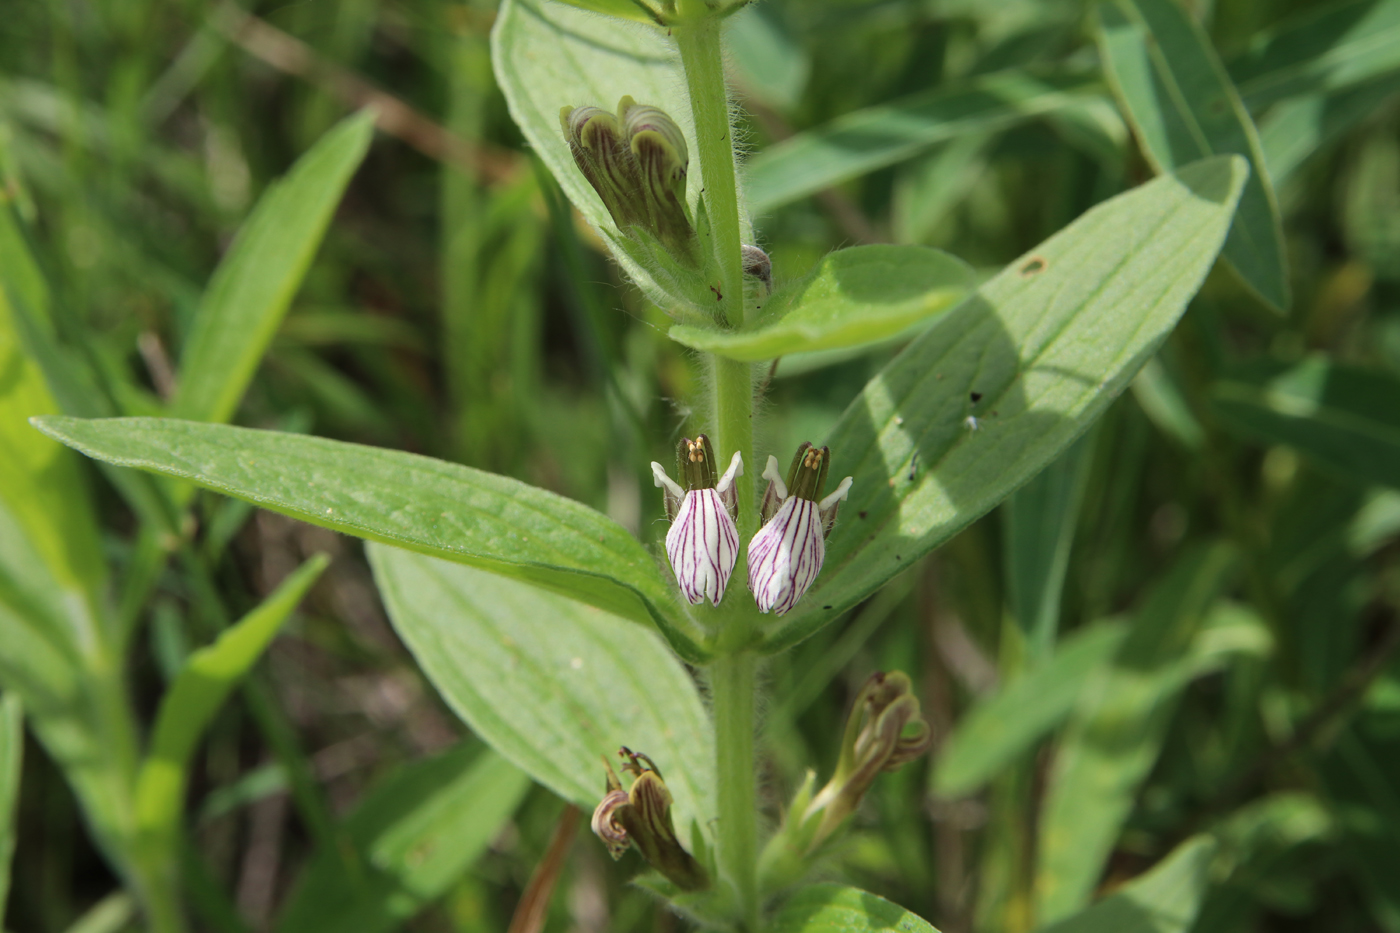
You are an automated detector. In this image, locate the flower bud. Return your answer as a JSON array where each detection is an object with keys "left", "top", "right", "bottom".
[
  {"left": 652, "top": 436, "right": 743, "bottom": 606},
  {"left": 748, "top": 443, "right": 853, "bottom": 615},
  {"left": 561, "top": 97, "right": 698, "bottom": 265},
  {"left": 759, "top": 671, "right": 931, "bottom": 890},
  {"left": 590, "top": 748, "right": 709, "bottom": 891}
]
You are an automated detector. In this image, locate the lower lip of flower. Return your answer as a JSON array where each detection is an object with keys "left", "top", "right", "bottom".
[
  {"left": 748, "top": 497, "right": 825, "bottom": 614},
  {"left": 665, "top": 488, "right": 739, "bottom": 605}
]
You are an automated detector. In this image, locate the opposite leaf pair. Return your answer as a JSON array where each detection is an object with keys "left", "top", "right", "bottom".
[{"left": 652, "top": 437, "right": 852, "bottom": 615}]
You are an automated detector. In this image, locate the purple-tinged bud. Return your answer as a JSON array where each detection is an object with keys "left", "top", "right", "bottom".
[
  {"left": 590, "top": 749, "right": 709, "bottom": 891},
  {"left": 748, "top": 444, "right": 852, "bottom": 615},
  {"left": 652, "top": 435, "right": 743, "bottom": 606}
]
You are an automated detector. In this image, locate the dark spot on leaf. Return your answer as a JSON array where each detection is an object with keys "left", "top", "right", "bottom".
[
  {"left": 823, "top": 605, "right": 832, "bottom": 610},
  {"left": 859, "top": 510, "right": 867, "bottom": 519},
  {"left": 895, "top": 554, "right": 902, "bottom": 560},
  {"left": 1019, "top": 255, "right": 1048, "bottom": 277},
  {"left": 970, "top": 392, "right": 983, "bottom": 403}
]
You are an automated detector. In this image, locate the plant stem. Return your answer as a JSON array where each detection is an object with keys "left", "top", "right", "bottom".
[
  {"left": 710, "top": 651, "right": 760, "bottom": 931},
  {"left": 674, "top": 16, "right": 744, "bottom": 329}
]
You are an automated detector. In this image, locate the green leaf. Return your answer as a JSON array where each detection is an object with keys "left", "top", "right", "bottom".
[
  {"left": 1002, "top": 431, "right": 1096, "bottom": 656},
  {"left": 367, "top": 545, "right": 715, "bottom": 842},
  {"left": 28, "top": 416, "right": 707, "bottom": 661},
  {"left": 759, "top": 156, "right": 1247, "bottom": 653},
  {"left": 0, "top": 693, "right": 20, "bottom": 920},
  {"left": 1211, "top": 355, "right": 1400, "bottom": 490},
  {"left": 1131, "top": 356, "right": 1205, "bottom": 449},
  {"left": 933, "top": 622, "right": 1128, "bottom": 798},
  {"left": 1035, "top": 543, "right": 1236, "bottom": 922},
  {"left": 1258, "top": 73, "right": 1400, "bottom": 182},
  {"left": 135, "top": 556, "right": 329, "bottom": 843},
  {"left": 1226, "top": 0, "right": 1400, "bottom": 111},
  {"left": 1038, "top": 836, "right": 1217, "bottom": 933},
  {"left": 667, "top": 245, "right": 974, "bottom": 361},
  {"left": 551, "top": 0, "right": 659, "bottom": 23},
  {"left": 745, "top": 71, "right": 1102, "bottom": 213},
  {"left": 275, "top": 743, "right": 530, "bottom": 933},
  {"left": 173, "top": 111, "right": 374, "bottom": 425},
  {"left": 1097, "top": 0, "right": 1290, "bottom": 311},
  {"left": 768, "top": 884, "right": 940, "bottom": 932},
  {"left": 725, "top": 4, "right": 809, "bottom": 112},
  {"left": 492, "top": 0, "right": 737, "bottom": 311}
]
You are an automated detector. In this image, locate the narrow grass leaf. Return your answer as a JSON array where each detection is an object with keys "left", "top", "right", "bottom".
[
  {"left": 768, "top": 884, "right": 940, "bottom": 932},
  {"left": 1038, "top": 836, "right": 1217, "bottom": 933},
  {"left": 367, "top": 545, "right": 715, "bottom": 844},
  {"left": 135, "top": 555, "right": 329, "bottom": 842},
  {"left": 1211, "top": 356, "right": 1400, "bottom": 490},
  {"left": 746, "top": 71, "right": 1101, "bottom": 213},
  {"left": 1097, "top": 0, "right": 1289, "bottom": 311},
  {"left": 668, "top": 245, "right": 974, "bottom": 361},
  {"left": 1226, "top": 0, "right": 1400, "bottom": 111},
  {"left": 1035, "top": 543, "right": 1236, "bottom": 922},
  {"left": 933, "top": 622, "right": 1128, "bottom": 798},
  {"left": 760, "top": 157, "right": 1247, "bottom": 653},
  {"left": 0, "top": 693, "right": 20, "bottom": 920},
  {"left": 275, "top": 743, "right": 530, "bottom": 933},
  {"left": 1258, "top": 73, "right": 1400, "bottom": 182},
  {"left": 173, "top": 111, "right": 374, "bottom": 424},
  {"left": 28, "top": 416, "right": 706, "bottom": 661},
  {"left": 1002, "top": 431, "right": 1096, "bottom": 656}
]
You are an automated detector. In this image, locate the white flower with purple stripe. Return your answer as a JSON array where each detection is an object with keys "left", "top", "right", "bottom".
[
  {"left": 747, "top": 445, "right": 852, "bottom": 615},
  {"left": 652, "top": 436, "right": 743, "bottom": 606}
]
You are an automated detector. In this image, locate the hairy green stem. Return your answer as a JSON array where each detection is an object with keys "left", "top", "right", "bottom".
[
  {"left": 674, "top": 16, "right": 744, "bottom": 329},
  {"left": 710, "top": 651, "right": 760, "bottom": 930}
]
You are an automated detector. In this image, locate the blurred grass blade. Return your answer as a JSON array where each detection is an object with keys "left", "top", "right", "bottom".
[
  {"left": 0, "top": 693, "right": 20, "bottom": 920},
  {"left": 1226, "top": 0, "right": 1400, "bottom": 111},
  {"left": 668, "top": 246, "right": 974, "bottom": 361},
  {"left": 173, "top": 111, "right": 374, "bottom": 424},
  {"left": 1259, "top": 73, "right": 1400, "bottom": 182},
  {"left": 933, "top": 622, "right": 1128, "bottom": 798},
  {"left": 367, "top": 545, "right": 715, "bottom": 846},
  {"left": 1211, "top": 356, "right": 1400, "bottom": 489},
  {"left": 768, "top": 884, "right": 939, "bottom": 932},
  {"left": 135, "top": 555, "right": 328, "bottom": 842},
  {"left": 725, "top": 4, "right": 809, "bottom": 112},
  {"left": 1097, "top": 0, "right": 1290, "bottom": 311},
  {"left": 1039, "top": 836, "right": 1217, "bottom": 933},
  {"left": 1035, "top": 543, "right": 1236, "bottom": 922},
  {"left": 275, "top": 743, "right": 530, "bottom": 933},
  {"left": 1002, "top": 431, "right": 1096, "bottom": 657},
  {"left": 760, "top": 156, "right": 1247, "bottom": 654},
  {"left": 58, "top": 891, "right": 136, "bottom": 933},
  {"left": 29, "top": 416, "right": 707, "bottom": 661},
  {"left": 1131, "top": 356, "right": 1205, "bottom": 449},
  {"left": 745, "top": 71, "right": 1101, "bottom": 213}
]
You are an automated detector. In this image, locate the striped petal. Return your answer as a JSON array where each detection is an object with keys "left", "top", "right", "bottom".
[
  {"left": 747, "top": 497, "right": 825, "bottom": 615},
  {"left": 664, "top": 488, "right": 740, "bottom": 606}
]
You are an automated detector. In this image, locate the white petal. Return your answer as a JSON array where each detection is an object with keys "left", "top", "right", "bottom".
[
  {"left": 761, "top": 455, "right": 788, "bottom": 500},
  {"left": 715, "top": 449, "right": 744, "bottom": 493},
  {"left": 746, "top": 497, "right": 824, "bottom": 615},
  {"left": 651, "top": 461, "right": 685, "bottom": 499},
  {"left": 819, "top": 476, "right": 853, "bottom": 511},
  {"left": 664, "top": 489, "right": 739, "bottom": 606}
]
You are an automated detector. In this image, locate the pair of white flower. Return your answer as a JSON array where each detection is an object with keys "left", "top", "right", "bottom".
[{"left": 651, "top": 437, "right": 853, "bottom": 615}]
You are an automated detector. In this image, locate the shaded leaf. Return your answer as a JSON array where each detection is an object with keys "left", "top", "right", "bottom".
[
  {"left": 0, "top": 693, "right": 19, "bottom": 920},
  {"left": 668, "top": 246, "right": 974, "bottom": 361},
  {"left": 768, "top": 884, "right": 940, "bottom": 932},
  {"left": 760, "top": 157, "right": 1247, "bottom": 653},
  {"left": 275, "top": 743, "right": 530, "bottom": 933},
  {"left": 174, "top": 111, "right": 374, "bottom": 424},
  {"left": 367, "top": 545, "right": 714, "bottom": 838},
  {"left": 29, "top": 416, "right": 707, "bottom": 661},
  {"left": 1211, "top": 355, "right": 1400, "bottom": 490},
  {"left": 1097, "top": 0, "right": 1289, "bottom": 311}
]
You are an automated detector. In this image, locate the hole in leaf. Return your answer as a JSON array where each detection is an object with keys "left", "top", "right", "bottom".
[{"left": 1019, "top": 255, "right": 1048, "bottom": 277}]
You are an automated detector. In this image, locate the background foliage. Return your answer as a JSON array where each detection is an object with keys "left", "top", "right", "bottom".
[{"left": 1, "top": 0, "right": 1399, "bottom": 931}]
